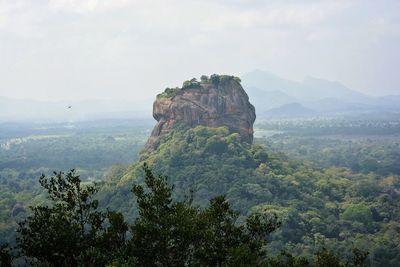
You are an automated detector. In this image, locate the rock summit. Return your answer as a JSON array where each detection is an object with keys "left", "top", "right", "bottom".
[{"left": 145, "top": 75, "right": 256, "bottom": 149}]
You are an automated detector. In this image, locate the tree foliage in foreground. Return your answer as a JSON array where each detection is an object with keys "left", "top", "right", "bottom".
[
  {"left": 3, "top": 166, "right": 367, "bottom": 266},
  {"left": 110, "top": 126, "right": 398, "bottom": 266},
  {"left": 16, "top": 170, "right": 127, "bottom": 266}
]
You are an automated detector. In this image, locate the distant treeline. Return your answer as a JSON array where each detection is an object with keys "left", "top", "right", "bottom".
[{"left": 257, "top": 118, "right": 400, "bottom": 135}]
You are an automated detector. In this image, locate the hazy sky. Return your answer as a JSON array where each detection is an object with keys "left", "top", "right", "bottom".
[{"left": 0, "top": 0, "right": 399, "bottom": 101}]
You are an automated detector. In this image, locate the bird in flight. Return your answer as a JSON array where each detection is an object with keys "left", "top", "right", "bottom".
[{"left": 67, "top": 106, "right": 72, "bottom": 109}]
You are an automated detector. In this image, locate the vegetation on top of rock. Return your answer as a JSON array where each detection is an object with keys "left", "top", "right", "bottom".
[
  {"left": 156, "top": 74, "right": 242, "bottom": 99},
  {"left": 182, "top": 78, "right": 201, "bottom": 89},
  {"left": 209, "top": 74, "right": 242, "bottom": 86},
  {"left": 156, "top": 87, "right": 181, "bottom": 99},
  {"left": 199, "top": 74, "right": 241, "bottom": 86}
]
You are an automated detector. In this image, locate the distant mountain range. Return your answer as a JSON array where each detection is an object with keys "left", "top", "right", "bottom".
[
  {"left": 264, "top": 103, "right": 316, "bottom": 117},
  {"left": 242, "top": 70, "right": 400, "bottom": 117},
  {"left": 1, "top": 70, "right": 398, "bottom": 122}
]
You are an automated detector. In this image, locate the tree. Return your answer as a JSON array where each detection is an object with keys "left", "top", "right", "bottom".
[
  {"left": 129, "top": 163, "right": 199, "bottom": 266},
  {"left": 200, "top": 75, "right": 209, "bottom": 83},
  {"left": 11, "top": 164, "right": 368, "bottom": 266},
  {"left": 314, "top": 248, "right": 342, "bottom": 267},
  {"left": 194, "top": 195, "right": 244, "bottom": 266},
  {"left": 182, "top": 78, "right": 200, "bottom": 89},
  {"left": 129, "top": 164, "right": 282, "bottom": 267},
  {"left": 210, "top": 74, "right": 221, "bottom": 86},
  {"left": 0, "top": 243, "right": 12, "bottom": 267},
  {"left": 16, "top": 170, "right": 128, "bottom": 266},
  {"left": 314, "top": 247, "right": 369, "bottom": 267},
  {"left": 341, "top": 203, "right": 372, "bottom": 224}
]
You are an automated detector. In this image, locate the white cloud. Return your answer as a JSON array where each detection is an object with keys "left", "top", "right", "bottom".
[
  {"left": 0, "top": 0, "right": 399, "bottom": 100},
  {"left": 48, "top": 0, "right": 133, "bottom": 13},
  {"left": 0, "top": 0, "right": 47, "bottom": 38},
  {"left": 200, "top": 1, "right": 354, "bottom": 31}
]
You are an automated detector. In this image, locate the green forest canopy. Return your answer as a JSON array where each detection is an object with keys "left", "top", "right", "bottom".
[
  {"left": 2, "top": 166, "right": 367, "bottom": 267},
  {"left": 98, "top": 125, "right": 400, "bottom": 266}
]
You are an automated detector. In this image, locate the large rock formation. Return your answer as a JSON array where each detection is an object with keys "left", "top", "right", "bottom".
[{"left": 145, "top": 75, "right": 256, "bottom": 149}]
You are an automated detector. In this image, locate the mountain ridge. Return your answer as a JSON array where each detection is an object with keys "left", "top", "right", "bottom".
[{"left": 242, "top": 70, "right": 399, "bottom": 116}]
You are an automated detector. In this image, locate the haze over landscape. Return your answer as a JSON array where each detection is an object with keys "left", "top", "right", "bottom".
[
  {"left": 1, "top": 1, "right": 400, "bottom": 266},
  {"left": 1, "top": 0, "right": 399, "bottom": 104}
]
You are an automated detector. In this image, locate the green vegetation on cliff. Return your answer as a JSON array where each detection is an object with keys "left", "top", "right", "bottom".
[
  {"left": 156, "top": 74, "right": 242, "bottom": 99},
  {"left": 157, "top": 87, "right": 181, "bottom": 99},
  {"left": 100, "top": 125, "right": 400, "bottom": 266}
]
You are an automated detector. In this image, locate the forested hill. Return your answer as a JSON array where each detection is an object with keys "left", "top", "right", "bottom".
[{"left": 97, "top": 75, "right": 400, "bottom": 266}]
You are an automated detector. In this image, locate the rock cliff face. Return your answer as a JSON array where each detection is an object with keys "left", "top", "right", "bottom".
[{"left": 145, "top": 75, "right": 256, "bottom": 149}]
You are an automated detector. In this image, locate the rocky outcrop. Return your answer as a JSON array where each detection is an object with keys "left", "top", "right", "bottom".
[{"left": 145, "top": 75, "right": 256, "bottom": 149}]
